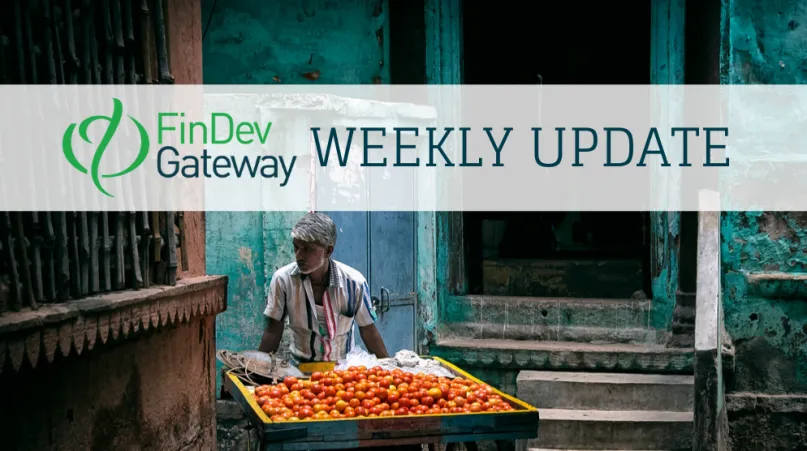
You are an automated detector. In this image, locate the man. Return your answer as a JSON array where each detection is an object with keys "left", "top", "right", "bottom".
[{"left": 259, "top": 212, "right": 389, "bottom": 362}]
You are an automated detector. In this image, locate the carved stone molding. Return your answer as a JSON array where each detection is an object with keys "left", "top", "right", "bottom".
[
  {"left": 430, "top": 338, "right": 694, "bottom": 373},
  {"left": 0, "top": 275, "right": 227, "bottom": 373}
]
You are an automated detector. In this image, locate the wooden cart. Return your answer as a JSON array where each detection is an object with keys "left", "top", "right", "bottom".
[{"left": 224, "top": 356, "right": 539, "bottom": 451}]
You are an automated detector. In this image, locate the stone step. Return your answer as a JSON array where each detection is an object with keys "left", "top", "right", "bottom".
[
  {"left": 442, "top": 322, "right": 658, "bottom": 344},
  {"left": 481, "top": 258, "right": 645, "bottom": 299},
  {"left": 430, "top": 338, "right": 694, "bottom": 373},
  {"left": 517, "top": 371, "right": 694, "bottom": 411},
  {"left": 444, "top": 296, "right": 653, "bottom": 332},
  {"left": 531, "top": 409, "right": 692, "bottom": 450}
]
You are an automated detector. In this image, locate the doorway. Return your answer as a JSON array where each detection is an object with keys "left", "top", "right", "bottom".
[{"left": 460, "top": 1, "right": 653, "bottom": 299}]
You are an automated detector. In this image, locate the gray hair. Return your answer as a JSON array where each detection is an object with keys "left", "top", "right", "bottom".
[{"left": 291, "top": 212, "right": 337, "bottom": 247}]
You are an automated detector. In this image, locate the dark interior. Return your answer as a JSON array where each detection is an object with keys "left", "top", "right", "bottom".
[
  {"left": 387, "top": 1, "right": 655, "bottom": 299},
  {"left": 460, "top": 1, "right": 653, "bottom": 299}
]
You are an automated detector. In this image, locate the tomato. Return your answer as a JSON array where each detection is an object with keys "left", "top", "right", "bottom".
[
  {"left": 454, "top": 396, "right": 466, "bottom": 407},
  {"left": 387, "top": 393, "right": 400, "bottom": 404},
  {"left": 335, "top": 400, "right": 348, "bottom": 412},
  {"left": 284, "top": 376, "right": 298, "bottom": 388},
  {"left": 395, "top": 408, "right": 409, "bottom": 416},
  {"left": 427, "top": 388, "right": 442, "bottom": 400},
  {"left": 355, "top": 391, "right": 367, "bottom": 401},
  {"left": 362, "top": 399, "right": 375, "bottom": 410},
  {"left": 311, "top": 372, "right": 323, "bottom": 382},
  {"left": 469, "top": 402, "right": 482, "bottom": 412},
  {"left": 409, "top": 398, "right": 420, "bottom": 407},
  {"left": 349, "top": 398, "right": 361, "bottom": 408},
  {"left": 355, "top": 406, "right": 368, "bottom": 416},
  {"left": 421, "top": 396, "right": 434, "bottom": 407},
  {"left": 269, "top": 388, "right": 283, "bottom": 398}
]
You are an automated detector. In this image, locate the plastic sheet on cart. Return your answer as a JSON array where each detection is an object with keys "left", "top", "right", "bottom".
[{"left": 335, "top": 348, "right": 456, "bottom": 378}]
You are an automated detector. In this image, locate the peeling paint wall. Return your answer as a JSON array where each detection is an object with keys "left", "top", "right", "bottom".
[
  {"left": 721, "top": 0, "right": 807, "bottom": 394},
  {"left": 721, "top": 0, "right": 807, "bottom": 448},
  {"left": 202, "top": 0, "right": 388, "bottom": 395},
  {"left": 202, "top": 0, "right": 387, "bottom": 85}
]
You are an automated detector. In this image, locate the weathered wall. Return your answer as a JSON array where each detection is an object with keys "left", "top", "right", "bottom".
[
  {"left": 0, "top": 317, "right": 218, "bottom": 451},
  {"left": 202, "top": 0, "right": 387, "bottom": 384},
  {"left": 168, "top": 0, "right": 207, "bottom": 282},
  {"left": 721, "top": 0, "right": 807, "bottom": 449}
]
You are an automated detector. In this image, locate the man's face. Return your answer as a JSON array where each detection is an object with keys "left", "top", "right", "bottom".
[{"left": 294, "top": 238, "right": 332, "bottom": 274}]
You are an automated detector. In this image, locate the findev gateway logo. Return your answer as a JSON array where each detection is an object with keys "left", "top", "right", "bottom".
[
  {"left": 61, "top": 97, "right": 291, "bottom": 196},
  {"left": 62, "top": 97, "right": 150, "bottom": 198}
]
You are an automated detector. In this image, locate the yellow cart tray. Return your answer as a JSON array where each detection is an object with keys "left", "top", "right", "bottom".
[{"left": 224, "top": 356, "right": 540, "bottom": 450}]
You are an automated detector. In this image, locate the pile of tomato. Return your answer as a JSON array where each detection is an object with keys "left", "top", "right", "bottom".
[{"left": 251, "top": 365, "right": 515, "bottom": 422}]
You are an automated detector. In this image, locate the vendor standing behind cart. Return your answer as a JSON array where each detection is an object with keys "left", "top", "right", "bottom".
[{"left": 258, "top": 212, "right": 390, "bottom": 363}]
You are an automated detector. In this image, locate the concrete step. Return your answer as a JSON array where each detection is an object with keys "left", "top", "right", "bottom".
[
  {"left": 530, "top": 409, "right": 693, "bottom": 450},
  {"left": 442, "top": 322, "right": 658, "bottom": 344},
  {"left": 444, "top": 296, "right": 653, "bottom": 333},
  {"left": 517, "top": 371, "right": 694, "bottom": 411}
]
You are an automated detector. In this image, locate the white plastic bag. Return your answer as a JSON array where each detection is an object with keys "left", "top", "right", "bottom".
[{"left": 335, "top": 348, "right": 456, "bottom": 378}]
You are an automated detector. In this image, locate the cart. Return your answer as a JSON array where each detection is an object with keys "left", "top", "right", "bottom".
[{"left": 223, "top": 356, "right": 539, "bottom": 451}]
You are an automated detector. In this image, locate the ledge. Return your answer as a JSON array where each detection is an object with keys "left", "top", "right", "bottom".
[
  {"left": 0, "top": 275, "right": 227, "bottom": 373},
  {"left": 744, "top": 271, "right": 807, "bottom": 299}
]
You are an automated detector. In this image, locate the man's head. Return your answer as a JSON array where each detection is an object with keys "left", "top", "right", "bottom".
[{"left": 291, "top": 212, "right": 337, "bottom": 275}]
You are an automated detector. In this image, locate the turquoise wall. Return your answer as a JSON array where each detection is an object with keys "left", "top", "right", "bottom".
[
  {"left": 721, "top": 0, "right": 807, "bottom": 393},
  {"left": 202, "top": 0, "right": 388, "bottom": 393}
]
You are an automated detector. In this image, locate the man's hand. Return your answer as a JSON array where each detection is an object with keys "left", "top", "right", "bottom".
[
  {"left": 258, "top": 318, "right": 284, "bottom": 354},
  {"left": 359, "top": 323, "right": 389, "bottom": 358}
]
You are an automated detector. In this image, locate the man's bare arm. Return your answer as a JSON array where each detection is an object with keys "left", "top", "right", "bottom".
[
  {"left": 359, "top": 323, "right": 389, "bottom": 358},
  {"left": 258, "top": 318, "right": 285, "bottom": 353}
]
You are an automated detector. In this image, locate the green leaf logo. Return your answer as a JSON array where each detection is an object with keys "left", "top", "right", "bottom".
[{"left": 62, "top": 97, "right": 150, "bottom": 197}]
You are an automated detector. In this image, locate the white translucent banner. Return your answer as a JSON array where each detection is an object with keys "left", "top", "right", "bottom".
[{"left": 0, "top": 84, "right": 805, "bottom": 212}]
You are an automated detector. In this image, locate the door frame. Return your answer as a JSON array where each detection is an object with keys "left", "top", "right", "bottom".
[{"left": 415, "top": 0, "right": 686, "bottom": 353}]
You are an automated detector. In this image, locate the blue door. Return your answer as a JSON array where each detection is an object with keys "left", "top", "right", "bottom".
[{"left": 326, "top": 210, "right": 416, "bottom": 357}]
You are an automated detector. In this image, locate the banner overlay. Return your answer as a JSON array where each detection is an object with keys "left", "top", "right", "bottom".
[{"left": 1, "top": 84, "right": 805, "bottom": 212}]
